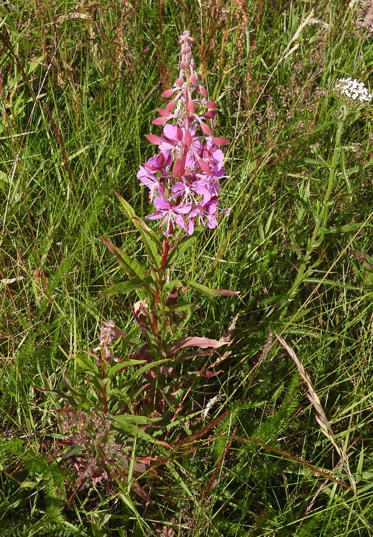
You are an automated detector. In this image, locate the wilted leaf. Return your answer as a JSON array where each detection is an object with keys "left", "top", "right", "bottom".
[{"left": 166, "top": 337, "right": 227, "bottom": 356}]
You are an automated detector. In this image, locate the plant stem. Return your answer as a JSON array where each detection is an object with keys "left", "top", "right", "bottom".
[{"left": 288, "top": 105, "right": 348, "bottom": 299}]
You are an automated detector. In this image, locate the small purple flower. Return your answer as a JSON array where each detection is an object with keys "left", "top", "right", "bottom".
[
  {"left": 146, "top": 190, "right": 192, "bottom": 235},
  {"left": 189, "top": 199, "right": 219, "bottom": 234},
  {"left": 171, "top": 179, "right": 212, "bottom": 205}
]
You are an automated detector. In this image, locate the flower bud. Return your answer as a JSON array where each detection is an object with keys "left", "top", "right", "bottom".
[{"left": 161, "top": 89, "right": 174, "bottom": 98}]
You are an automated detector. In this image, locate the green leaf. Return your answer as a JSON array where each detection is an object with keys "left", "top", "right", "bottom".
[
  {"left": 112, "top": 417, "right": 170, "bottom": 447},
  {"left": 127, "top": 359, "right": 171, "bottom": 383},
  {"left": 115, "top": 193, "right": 161, "bottom": 267},
  {"left": 101, "top": 237, "right": 146, "bottom": 279},
  {"left": 105, "top": 278, "right": 154, "bottom": 297},
  {"left": 163, "top": 279, "right": 185, "bottom": 293},
  {"left": 187, "top": 280, "right": 239, "bottom": 297},
  {"left": 166, "top": 235, "right": 196, "bottom": 266},
  {"left": 112, "top": 414, "right": 161, "bottom": 425},
  {"left": 74, "top": 353, "right": 98, "bottom": 373},
  {"left": 107, "top": 359, "right": 146, "bottom": 378}
]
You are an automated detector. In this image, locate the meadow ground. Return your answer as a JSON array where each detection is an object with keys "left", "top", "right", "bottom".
[{"left": 0, "top": 1, "right": 372, "bottom": 535}]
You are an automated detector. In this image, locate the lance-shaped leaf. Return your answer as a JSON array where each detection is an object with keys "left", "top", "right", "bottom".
[
  {"left": 187, "top": 280, "right": 239, "bottom": 298},
  {"left": 115, "top": 193, "right": 162, "bottom": 268},
  {"left": 101, "top": 237, "right": 144, "bottom": 279},
  {"left": 101, "top": 238, "right": 149, "bottom": 301},
  {"left": 112, "top": 417, "right": 171, "bottom": 447},
  {"left": 166, "top": 235, "right": 196, "bottom": 266},
  {"left": 166, "top": 336, "right": 228, "bottom": 356},
  {"left": 111, "top": 414, "right": 161, "bottom": 425},
  {"left": 105, "top": 278, "right": 155, "bottom": 298},
  {"left": 107, "top": 359, "right": 146, "bottom": 378}
]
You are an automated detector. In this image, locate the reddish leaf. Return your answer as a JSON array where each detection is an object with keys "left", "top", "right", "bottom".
[
  {"left": 166, "top": 336, "right": 228, "bottom": 356},
  {"left": 199, "top": 86, "right": 208, "bottom": 97},
  {"left": 207, "top": 101, "right": 218, "bottom": 108},
  {"left": 187, "top": 280, "right": 240, "bottom": 298}
]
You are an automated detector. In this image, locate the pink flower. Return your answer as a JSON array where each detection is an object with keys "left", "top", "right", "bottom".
[
  {"left": 146, "top": 190, "right": 192, "bottom": 235},
  {"left": 189, "top": 199, "right": 219, "bottom": 234},
  {"left": 89, "top": 320, "right": 125, "bottom": 364},
  {"left": 136, "top": 30, "right": 229, "bottom": 236}
]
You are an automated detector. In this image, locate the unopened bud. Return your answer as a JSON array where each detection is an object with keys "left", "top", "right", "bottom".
[
  {"left": 161, "top": 88, "right": 174, "bottom": 98},
  {"left": 166, "top": 99, "right": 176, "bottom": 111}
]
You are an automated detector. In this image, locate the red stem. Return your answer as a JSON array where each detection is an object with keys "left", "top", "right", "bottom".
[{"left": 161, "top": 239, "right": 170, "bottom": 270}]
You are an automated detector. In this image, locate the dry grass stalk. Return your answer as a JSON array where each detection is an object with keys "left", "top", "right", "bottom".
[{"left": 274, "top": 332, "right": 344, "bottom": 459}]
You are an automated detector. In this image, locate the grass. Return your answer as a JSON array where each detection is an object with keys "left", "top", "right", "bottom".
[{"left": 1, "top": 0, "right": 373, "bottom": 535}]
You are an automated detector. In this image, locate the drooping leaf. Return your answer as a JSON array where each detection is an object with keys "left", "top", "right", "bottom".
[{"left": 166, "top": 337, "right": 227, "bottom": 356}]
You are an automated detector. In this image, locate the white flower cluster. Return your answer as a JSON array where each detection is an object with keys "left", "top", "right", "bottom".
[{"left": 335, "top": 77, "right": 372, "bottom": 103}]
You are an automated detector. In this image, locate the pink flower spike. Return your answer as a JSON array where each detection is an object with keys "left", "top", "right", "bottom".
[
  {"left": 199, "top": 86, "right": 208, "bottom": 97},
  {"left": 207, "top": 101, "right": 218, "bottom": 108},
  {"left": 190, "top": 75, "right": 198, "bottom": 85},
  {"left": 145, "top": 134, "right": 163, "bottom": 145},
  {"left": 161, "top": 89, "right": 174, "bottom": 98},
  {"left": 212, "top": 137, "right": 229, "bottom": 145},
  {"left": 200, "top": 121, "right": 212, "bottom": 135},
  {"left": 158, "top": 108, "right": 170, "bottom": 117},
  {"left": 176, "top": 78, "right": 183, "bottom": 87}
]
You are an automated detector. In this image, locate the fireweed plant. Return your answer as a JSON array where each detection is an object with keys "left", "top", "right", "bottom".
[{"left": 57, "top": 31, "right": 236, "bottom": 502}]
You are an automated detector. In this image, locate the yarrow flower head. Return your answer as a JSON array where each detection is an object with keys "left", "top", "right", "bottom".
[
  {"left": 334, "top": 77, "right": 372, "bottom": 104},
  {"left": 137, "top": 30, "right": 229, "bottom": 236}
]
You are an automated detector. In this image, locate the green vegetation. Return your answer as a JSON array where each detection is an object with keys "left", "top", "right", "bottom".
[{"left": 1, "top": 1, "right": 372, "bottom": 535}]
